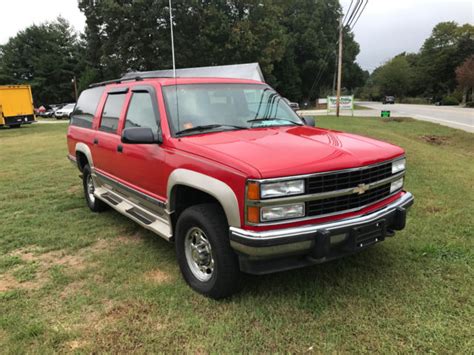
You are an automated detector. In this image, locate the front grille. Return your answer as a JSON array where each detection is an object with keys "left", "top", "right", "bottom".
[
  {"left": 307, "top": 162, "right": 392, "bottom": 194},
  {"left": 306, "top": 184, "right": 391, "bottom": 217}
]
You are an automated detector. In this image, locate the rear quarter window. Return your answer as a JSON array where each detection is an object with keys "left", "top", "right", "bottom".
[{"left": 70, "top": 86, "right": 105, "bottom": 128}]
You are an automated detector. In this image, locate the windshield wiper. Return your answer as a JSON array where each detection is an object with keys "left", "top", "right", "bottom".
[
  {"left": 175, "top": 124, "right": 246, "bottom": 136},
  {"left": 247, "top": 118, "right": 303, "bottom": 126}
]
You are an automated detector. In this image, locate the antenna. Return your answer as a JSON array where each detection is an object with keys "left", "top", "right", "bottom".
[
  {"left": 169, "top": 0, "right": 176, "bottom": 78},
  {"left": 168, "top": 0, "right": 180, "bottom": 131}
]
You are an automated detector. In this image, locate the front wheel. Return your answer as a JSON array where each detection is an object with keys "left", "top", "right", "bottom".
[{"left": 175, "top": 203, "right": 242, "bottom": 299}]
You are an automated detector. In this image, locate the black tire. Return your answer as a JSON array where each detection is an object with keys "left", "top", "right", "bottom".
[
  {"left": 82, "top": 164, "right": 108, "bottom": 212},
  {"left": 175, "top": 203, "right": 242, "bottom": 299}
]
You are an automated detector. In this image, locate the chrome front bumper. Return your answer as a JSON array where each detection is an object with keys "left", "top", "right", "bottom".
[{"left": 229, "top": 192, "right": 414, "bottom": 274}]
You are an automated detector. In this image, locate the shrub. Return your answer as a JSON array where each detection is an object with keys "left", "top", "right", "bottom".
[
  {"left": 401, "top": 97, "right": 430, "bottom": 105},
  {"left": 465, "top": 101, "right": 474, "bottom": 108},
  {"left": 441, "top": 96, "right": 460, "bottom": 106}
]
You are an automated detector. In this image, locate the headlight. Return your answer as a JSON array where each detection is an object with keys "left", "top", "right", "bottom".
[
  {"left": 390, "top": 177, "right": 404, "bottom": 193},
  {"left": 392, "top": 158, "right": 406, "bottom": 174},
  {"left": 260, "top": 203, "right": 305, "bottom": 222},
  {"left": 260, "top": 180, "right": 305, "bottom": 199}
]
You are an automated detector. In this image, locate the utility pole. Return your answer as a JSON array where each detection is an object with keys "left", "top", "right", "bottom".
[{"left": 336, "top": 16, "right": 343, "bottom": 117}]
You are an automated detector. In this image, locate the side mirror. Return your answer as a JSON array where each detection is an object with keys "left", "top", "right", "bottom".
[
  {"left": 121, "top": 127, "right": 159, "bottom": 144},
  {"left": 302, "top": 116, "right": 316, "bottom": 127}
]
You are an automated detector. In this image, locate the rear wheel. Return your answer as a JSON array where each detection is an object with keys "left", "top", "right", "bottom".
[
  {"left": 82, "top": 164, "right": 108, "bottom": 212},
  {"left": 175, "top": 203, "right": 242, "bottom": 299}
]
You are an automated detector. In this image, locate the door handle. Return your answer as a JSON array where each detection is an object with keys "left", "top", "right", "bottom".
[
  {"left": 117, "top": 144, "right": 123, "bottom": 153},
  {"left": 93, "top": 138, "right": 99, "bottom": 145}
]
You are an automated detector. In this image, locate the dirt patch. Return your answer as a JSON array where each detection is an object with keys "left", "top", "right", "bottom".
[
  {"left": 60, "top": 280, "right": 87, "bottom": 299},
  {"left": 144, "top": 269, "right": 172, "bottom": 284},
  {"left": 114, "top": 233, "right": 143, "bottom": 245},
  {"left": 420, "top": 135, "right": 450, "bottom": 145},
  {"left": 65, "top": 339, "right": 89, "bottom": 351},
  {"left": 10, "top": 248, "right": 87, "bottom": 271},
  {"left": 383, "top": 117, "right": 410, "bottom": 123},
  {"left": 67, "top": 185, "right": 81, "bottom": 194}
]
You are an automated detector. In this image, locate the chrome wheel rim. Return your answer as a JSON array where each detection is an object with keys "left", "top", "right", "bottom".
[
  {"left": 184, "top": 227, "right": 214, "bottom": 282},
  {"left": 87, "top": 174, "right": 95, "bottom": 204}
]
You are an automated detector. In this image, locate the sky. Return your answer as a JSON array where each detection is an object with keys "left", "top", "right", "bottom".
[{"left": 0, "top": 0, "right": 473, "bottom": 72}]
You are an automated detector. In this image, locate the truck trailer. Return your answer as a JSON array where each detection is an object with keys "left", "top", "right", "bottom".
[{"left": 0, "top": 85, "right": 36, "bottom": 127}]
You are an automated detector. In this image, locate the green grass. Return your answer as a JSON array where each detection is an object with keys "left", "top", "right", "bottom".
[{"left": 0, "top": 118, "right": 473, "bottom": 353}]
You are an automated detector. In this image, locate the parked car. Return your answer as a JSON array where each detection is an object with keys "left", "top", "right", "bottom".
[
  {"left": 383, "top": 96, "right": 395, "bottom": 104},
  {"left": 283, "top": 98, "right": 300, "bottom": 111},
  {"left": 55, "top": 103, "right": 75, "bottom": 119},
  {"left": 67, "top": 68, "right": 413, "bottom": 299}
]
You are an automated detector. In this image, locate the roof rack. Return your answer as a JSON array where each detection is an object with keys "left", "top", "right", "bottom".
[
  {"left": 88, "top": 75, "right": 172, "bottom": 88},
  {"left": 88, "top": 63, "right": 264, "bottom": 88}
]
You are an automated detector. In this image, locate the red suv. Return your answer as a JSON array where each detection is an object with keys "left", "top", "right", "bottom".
[{"left": 67, "top": 70, "right": 413, "bottom": 298}]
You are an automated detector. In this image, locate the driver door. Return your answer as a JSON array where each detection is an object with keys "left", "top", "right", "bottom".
[{"left": 115, "top": 85, "right": 166, "bottom": 200}]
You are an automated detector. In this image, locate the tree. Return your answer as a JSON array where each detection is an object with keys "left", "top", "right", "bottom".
[
  {"left": 78, "top": 0, "right": 365, "bottom": 102},
  {"left": 0, "top": 17, "right": 80, "bottom": 105},
  {"left": 456, "top": 55, "right": 474, "bottom": 103},
  {"left": 371, "top": 54, "right": 413, "bottom": 98},
  {"left": 416, "top": 21, "right": 474, "bottom": 98}
]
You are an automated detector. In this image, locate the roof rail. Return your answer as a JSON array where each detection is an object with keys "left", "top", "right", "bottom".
[{"left": 88, "top": 63, "right": 264, "bottom": 88}]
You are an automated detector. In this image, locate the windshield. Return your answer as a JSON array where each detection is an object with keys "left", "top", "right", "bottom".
[{"left": 162, "top": 84, "right": 303, "bottom": 136}]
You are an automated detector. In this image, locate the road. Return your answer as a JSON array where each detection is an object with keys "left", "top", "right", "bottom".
[{"left": 358, "top": 101, "right": 474, "bottom": 133}]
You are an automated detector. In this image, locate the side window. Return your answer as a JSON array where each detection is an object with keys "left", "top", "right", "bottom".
[
  {"left": 70, "top": 86, "right": 105, "bottom": 128},
  {"left": 99, "top": 93, "right": 126, "bottom": 133},
  {"left": 124, "top": 92, "right": 158, "bottom": 130}
]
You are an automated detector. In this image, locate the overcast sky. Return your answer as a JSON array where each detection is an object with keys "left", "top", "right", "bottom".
[{"left": 1, "top": 0, "right": 473, "bottom": 71}]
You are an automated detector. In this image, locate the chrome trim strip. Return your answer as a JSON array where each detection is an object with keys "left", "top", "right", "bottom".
[
  {"left": 248, "top": 155, "right": 405, "bottom": 183},
  {"left": 247, "top": 171, "right": 405, "bottom": 207},
  {"left": 232, "top": 192, "right": 413, "bottom": 241}
]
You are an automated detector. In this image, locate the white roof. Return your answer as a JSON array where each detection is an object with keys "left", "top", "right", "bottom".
[{"left": 122, "top": 63, "right": 265, "bottom": 82}]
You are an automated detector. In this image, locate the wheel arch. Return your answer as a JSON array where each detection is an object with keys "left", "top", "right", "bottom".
[
  {"left": 167, "top": 169, "right": 241, "bottom": 228},
  {"left": 75, "top": 142, "right": 93, "bottom": 172}
]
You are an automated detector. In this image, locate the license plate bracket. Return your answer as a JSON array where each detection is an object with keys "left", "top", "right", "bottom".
[{"left": 351, "top": 219, "right": 386, "bottom": 249}]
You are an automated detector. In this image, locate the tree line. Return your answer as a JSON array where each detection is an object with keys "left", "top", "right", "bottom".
[
  {"left": 0, "top": 0, "right": 366, "bottom": 106},
  {"left": 359, "top": 22, "right": 474, "bottom": 105}
]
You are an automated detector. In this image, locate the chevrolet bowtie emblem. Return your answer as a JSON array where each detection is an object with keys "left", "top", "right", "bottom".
[{"left": 353, "top": 183, "right": 369, "bottom": 195}]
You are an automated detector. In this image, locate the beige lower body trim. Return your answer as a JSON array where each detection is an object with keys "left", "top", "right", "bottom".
[{"left": 92, "top": 170, "right": 173, "bottom": 241}]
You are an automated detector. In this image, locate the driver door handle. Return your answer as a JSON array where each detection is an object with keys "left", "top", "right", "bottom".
[{"left": 117, "top": 144, "right": 123, "bottom": 153}]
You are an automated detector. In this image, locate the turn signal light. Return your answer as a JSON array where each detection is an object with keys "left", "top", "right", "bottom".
[{"left": 247, "top": 182, "right": 260, "bottom": 200}]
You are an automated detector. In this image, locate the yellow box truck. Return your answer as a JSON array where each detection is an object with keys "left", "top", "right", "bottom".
[{"left": 0, "top": 85, "right": 36, "bottom": 127}]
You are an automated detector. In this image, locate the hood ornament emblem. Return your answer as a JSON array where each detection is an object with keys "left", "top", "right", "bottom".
[{"left": 353, "top": 183, "right": 369, "bottom": 195}]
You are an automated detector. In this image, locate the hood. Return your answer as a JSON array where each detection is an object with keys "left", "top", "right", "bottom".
[{"left": 177, "top": 126, "right": 405, "bottom": 178}]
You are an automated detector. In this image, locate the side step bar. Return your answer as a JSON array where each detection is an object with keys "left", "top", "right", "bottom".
[{"left": 93, "top": 185, "right": 173, "bottom": 241}]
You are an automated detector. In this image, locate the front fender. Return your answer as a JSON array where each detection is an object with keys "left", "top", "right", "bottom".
[{"left": 167, "top": 169, "right": 241, "bottom": 227}]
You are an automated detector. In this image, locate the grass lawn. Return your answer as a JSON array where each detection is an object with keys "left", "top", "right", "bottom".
[{"left": 0, "top": 117, "right": 473, "bottom": 353}]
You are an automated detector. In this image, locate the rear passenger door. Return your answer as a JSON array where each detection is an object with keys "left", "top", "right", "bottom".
[
  {"left": 92, "top": 87, "right": 128, "bottom": 179},
  {"left": 116, "top": 86, "right": 166, "bottom": 199}
]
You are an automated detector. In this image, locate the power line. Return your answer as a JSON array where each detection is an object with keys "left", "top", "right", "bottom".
[
  {"left": 342, "top": 0, "right": 354, "bottom": 24},
  {"left": 344, "top": 0, "right": 362, "bottom": 28},
  {"left": 349, "top": 0, "right": 368, "bottom": 30}
]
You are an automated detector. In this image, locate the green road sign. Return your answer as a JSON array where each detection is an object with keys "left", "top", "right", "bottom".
[{"left": 381, "top": 110, "right": 391, "bottom": 118}]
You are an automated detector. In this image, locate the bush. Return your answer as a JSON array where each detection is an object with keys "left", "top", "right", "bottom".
[
  {"left": 441, "top": 95, "right": 460, "bottom": 106},
  {"left": 401, "top": 97, "right": 431, "bottom": 105},
  {"left": 465, "top": 101, "right": 474, "bottom": 108}
]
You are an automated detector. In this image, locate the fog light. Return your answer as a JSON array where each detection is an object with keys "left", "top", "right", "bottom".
[
  {"left": 330, "top": 233, "right": 348, "bottom": 245},
  {"left": 390, "top": 177, "right": 404, "bottom": 193},
  {"left": 261, "top": 203, "right": 305, "bottom": 222}
]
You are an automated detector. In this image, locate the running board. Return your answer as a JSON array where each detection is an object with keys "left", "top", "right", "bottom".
[{"left": 93, "top": 186, "right": 173, "bottom": 241}]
